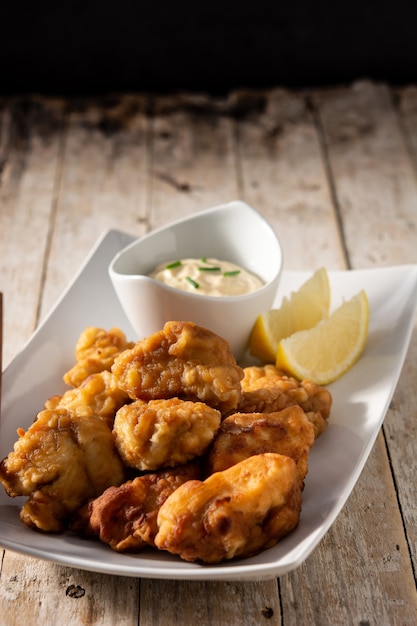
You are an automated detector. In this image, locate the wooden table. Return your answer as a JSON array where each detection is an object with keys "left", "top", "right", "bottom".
[{"left": 0, "top": 80, "right": 416, "bottom": 625}]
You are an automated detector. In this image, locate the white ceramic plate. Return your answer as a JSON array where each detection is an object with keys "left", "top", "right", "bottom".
[{"left": 1, "top": 230, "right": 416, "bottom": 581}]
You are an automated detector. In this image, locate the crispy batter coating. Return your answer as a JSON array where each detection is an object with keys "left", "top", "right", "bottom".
[
  {"left": 155, "top": 453, "right": 302, "bottom": 563},
  {"left": 74, "top": 462, "right": 202, "bottom": 552},
  {"left": 63, "top": 326, "right": 135, "bottom": 387},
  {"left": 0, "top": 322, "right": 333, "bottom": 563},
  {"left": 113, "top": 398, "right": 221, "bottom": 471},
  {"left": 0, "top": 409, "right": 125, "bottom": 532},
  {"left": 45, "top": 371, "right": 130, "bottom": 429},
  {"left": 207, "top": 406, "right": 315, "bottom": 483},
  {"left": 112, "top": 321, "right": 244, "bottom": 413},
  {"left": 238, "top": 365, "right": 332, "bottom": 437}
]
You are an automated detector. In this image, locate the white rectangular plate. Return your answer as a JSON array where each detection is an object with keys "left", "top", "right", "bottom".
[{"left": 1, "top": 230, "right": 416, "bottom": 580}]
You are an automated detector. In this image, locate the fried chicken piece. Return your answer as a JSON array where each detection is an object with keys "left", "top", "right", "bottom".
[
  {"left": 63, "top": 326, "right": 135, "bottom": 387},
  {"left": 238, "top": 365, "right": 332, "bottom": 437},
  {"left": 111, "top": 321, "right": 244, "bottom": 413},
  {"left": 0, "top": 409, "right": 125, "bottom": 532},
  {"left": 74, "top": 462, "right": 202, "bottom": 552},
  {"left": 206, "top": 406, "right": 315, "bottom": 484},
  {"left": 155, "top": 453, "right": 302, "bottom": 563},
  {"left": 113, "top": 398, "right": 221, "bottom": 471},
  {"left": 45, "top": 371, "right": 130, "bottom": 429}
]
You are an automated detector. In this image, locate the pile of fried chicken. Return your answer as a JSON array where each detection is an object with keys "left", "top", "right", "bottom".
[{"left": 0, "top": 321, "right": 332, "bottom": 564}]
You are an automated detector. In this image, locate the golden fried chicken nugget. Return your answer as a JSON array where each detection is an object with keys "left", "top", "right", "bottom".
[
  {"left": 0, "top": 409, "right": 125, "bottom": 532},
  {"left": 238, "top": 365, "right": 332, "bottom": 437},
  {"left": 112, "top": 321, "right": 244, "bottom": 413},
  {"left": 155, "top": 453, "right": 302, "bottom": 563},
  {"left": 63, "top": 326, "right": 134, "bottom": 387},
  {"left": 207, "top": 406, "right": 315, "bottom": 483},
  {"left": 74, "top": 462, "right": 201, "bottom": 552},
  {"left": 45, "top": 371, "right": 130, "bottom": 429},
  {"left": 113, "top": 397, "right": 221, "bottom": 471}
]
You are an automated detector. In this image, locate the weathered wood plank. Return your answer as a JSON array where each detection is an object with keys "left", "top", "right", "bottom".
[
  {"left": 313, "top": 80, "right": 417, "bottom": 267},
  {"left": 319, "top": 78, "right": 417, "bottom": 581},
  {"left": 147, "top": 94, "right": 239, "bottom": 229},
  {"left": 140, "top": 579, "right": 281, "bottom": 625},
  {"left": 383, "top": 330, "right": 417, "bottom": 572},
  {"left": 395, "top": 85, "right": 417, "bottom": 176},
  {"left": 280, "top": 432, "right": 417, "bottom": 626},
  {"left": 0, "top": 553, "right": 139, "bottom": 626},
  {"left": 277, "top": 80, "right": 417, "bottom": 626},
  {"left": 39, "top": 95, "right": 150, "bottom": 318},
  {"left": 385, "top": 88, "right": 417, "bottom": 576},
  {"left": 235, "top": 88, "right": 346, "bottom": 271},
  {"left": 0, "top": 96, "right": 65, "bottom": 365}
]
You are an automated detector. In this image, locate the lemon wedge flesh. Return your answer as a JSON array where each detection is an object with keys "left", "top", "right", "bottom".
[
  {"left": 275, "top": 290, "right": 369, "bottom": 385},
  {"left": 250, "top": 267, "right": 330, "bottom": 362}
]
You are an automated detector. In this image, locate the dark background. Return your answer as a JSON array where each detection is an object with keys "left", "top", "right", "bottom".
[{"left": 1, "top": 1, "right": 416, "bottom": 95}]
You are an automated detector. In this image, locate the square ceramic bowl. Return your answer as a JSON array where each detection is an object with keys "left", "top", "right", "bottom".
[{"left": 109, "top": 201, "right": 283, "bottom": 359}]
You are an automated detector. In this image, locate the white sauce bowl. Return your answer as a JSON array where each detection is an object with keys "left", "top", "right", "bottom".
[{"left": 109, "top": 201, "right": 283, "bottom": 359}]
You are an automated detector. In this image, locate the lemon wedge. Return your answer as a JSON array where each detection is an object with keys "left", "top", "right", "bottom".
[
  {"left": 275, "top": 290, "right": 369, "bottom": 384},
  {"left": 250, "top": 267, "right": 330, "bottom": 362}
]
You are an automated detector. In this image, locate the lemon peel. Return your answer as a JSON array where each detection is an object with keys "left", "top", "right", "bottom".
[{"left": 275, "top": 290, "right": 369, "bottom": 385}]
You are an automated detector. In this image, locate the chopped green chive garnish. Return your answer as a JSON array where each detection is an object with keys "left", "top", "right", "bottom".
[
  {"left": 186, "top": 276, "right": 199, "bottom": 288},
  {"left": 198, "top": 266, "right": 221, "bottom": 272},
  {"left": 223, "top": 270, "right": 240, "bottom": 276},
  {"left": 166, "top": 261, "right": 182, "bottom": 269},
  {"left": 199, "top": 257, "right": 220, "bottom": 267}
]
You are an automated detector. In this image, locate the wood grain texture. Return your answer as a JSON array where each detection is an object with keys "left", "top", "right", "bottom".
[
  {"left": 263, "top": 81, "right": 417, "bottom": 626},
  {"left": 235, "top": 88, "right": 346, "bottom": 270},
  {"left": 280, "top": 433, "right": 417, "bottom": 626},
  {"left": 0, "top": 552, "right": 139, "bottom": 626},
  {"left": 0, "top": 97, "right": 65, "bottom": 365},
  {"left": 39, "top": 95, "right": 150, "bottom": 318},
  {"left": 383, "top": 330, "right": 417, "bottom": 573},
  {"left": 314, "top": 80, "right": 417, "bottom": 267},
  {"left": 140, "top": 579, "right": 281, "bottom": 625},
  {"left": 148, "top": 95, "right": 238, "bottom": 228},
  {"left": 398, "top": 85, "right": 417, "bottom": 173},
  {"left": 0, "top": 83, "right": 416, "bottom": 625}
]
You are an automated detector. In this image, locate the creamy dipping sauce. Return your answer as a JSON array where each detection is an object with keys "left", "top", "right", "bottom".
[{"left": 149, "top": 258, "right": 264, "bottom": 296}]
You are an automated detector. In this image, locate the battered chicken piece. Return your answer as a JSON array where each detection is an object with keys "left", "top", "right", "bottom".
[
  {"left": 112, "top": 321, "right": 244, "bottom": 413},
  {"left": 63, "top": 326, "right": 134, "bottom": 387},
  {"left": 207, "top": 406, "right": 315, "bottom": 484},
  {"left": 74, "top": 462, "right": 202, "bottom": 552},
  {"left": 155, "top": 453, "right": 302, "bottom": 563},
  {"left": 45, "top": 371, "right": 130, "bottom": 429},
  {"left": 0, "top": 409, "right": 125, "bottom": 532},
  {"left": 113, "top": 398, "right": 221, "bottom": 471},
  {"left": 238, "top": 365, "right": 332, "bottom": 437}
]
